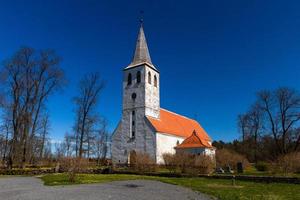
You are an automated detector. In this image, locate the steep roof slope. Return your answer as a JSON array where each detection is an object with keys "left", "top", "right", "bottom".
[
  {"left": 175, "top": 130, "right": 213, "bottom": 149},
  {"left": 146, "top": 108, "right": 212, "bottom": 147},
  {"left": 125, "top": 25, "right": 157, "bottom": 70}
]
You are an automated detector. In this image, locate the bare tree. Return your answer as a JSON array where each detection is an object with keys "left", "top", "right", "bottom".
[
  {"left": 73, "top": 73, "right": 105, "bottom": 158},
  {"left": 63, "top": 132, "right": 73, "bottom": 157},
  {"left": 257, "top": 88, "right": 300, "bottom": 154},
  {"left": 238, "top": 104, "right": 263, "bottom": 162},
  {"left": 0, "top": 117, "right": 11, "bottom": 163},
  {"left": 0, "top": 47, "right": 65, "bottom": 168},
  {"left": 38, "top": 114, "right": 50, "bottom": 160},
  {"left": 95, "top": 119, "right": 109, "bottom": 164},
  {"left": 238, "top": 114, "right": 250, "bottom": 142},
  {"left": 54, "top": 141, "right": 64, "bottom": 160}
]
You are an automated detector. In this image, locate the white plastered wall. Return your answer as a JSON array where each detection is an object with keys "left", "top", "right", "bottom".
[
  {"left": 204, "top": 147, "right": 216, "bottom": 157},
  {"left": 156, "top": 132, "right": 184, "bottom": 164}
]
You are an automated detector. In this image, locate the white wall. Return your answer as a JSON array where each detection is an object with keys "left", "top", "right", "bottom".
[
  {"left": 156, "top": 132, "right": 184, "bottom": 164},
  {"left": 204, "top": 148, "right": 216, "bottom": 157}
]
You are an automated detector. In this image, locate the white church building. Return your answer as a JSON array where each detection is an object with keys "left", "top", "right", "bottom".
[{"left": 112, "top": 24, "right": 215, "bottom": 164}]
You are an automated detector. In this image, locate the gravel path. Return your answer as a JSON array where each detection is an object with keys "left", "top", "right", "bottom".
[{"left": 0, "top": 177, "right": 212, "bottom": 200}]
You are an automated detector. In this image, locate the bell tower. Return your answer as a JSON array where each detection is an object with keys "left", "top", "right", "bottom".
[{"left": 122, "top": 23, "right": 160, "bottom": 139}]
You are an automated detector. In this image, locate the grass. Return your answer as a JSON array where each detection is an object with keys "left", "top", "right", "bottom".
[
  {"left": 41, "top": 174, "right": 144, "bottom": 186},
  {"left": 41, "top": 173, "right": 300, "bottom": 200},
  {"left": 241, "top": 165, "right": 300, "bottom": 178}
]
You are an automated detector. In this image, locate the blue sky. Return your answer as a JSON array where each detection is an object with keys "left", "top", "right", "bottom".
[{"left": 0, "top": 0, "right": 300, "bottom": 142}]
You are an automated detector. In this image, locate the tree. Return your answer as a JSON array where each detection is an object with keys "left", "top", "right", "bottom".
[
  {"left": 63, "top": 132, "right": 73, "bottom": 157},
  {"left": 257, "top": 88, "right": 300, "bottom": 154},
  {"left": 38, "top": 114, "right": 50, "bottom": 160},
  {"left": 95, "top": 119, "right": 109, "bottom": 164},
  {"left": 238, "top": 104, "right": 263, "bottom": 162},
  {"left": 237, "top": 87, "right": 300, "bottom": 162},
  {"left": 73, "top": 73, "right": 105, "bottom": 158},
  {"left": 0, "top": 117, "right": 11, "bottom": 163},
  {"left": 0, "top": 47, "right": 65, "bottom": 168}
]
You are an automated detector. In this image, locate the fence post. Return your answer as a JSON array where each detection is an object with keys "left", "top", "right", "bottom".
[{"left": 232, "top": 175, "right": 236, "bottom": 186}]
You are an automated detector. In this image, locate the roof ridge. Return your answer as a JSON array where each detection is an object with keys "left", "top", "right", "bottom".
[
  {"left": 194, "top": 131, "right": 205, "bottom": 146},
  {"left": 160, "top": 108, "right": 196, "bottom": 121}
]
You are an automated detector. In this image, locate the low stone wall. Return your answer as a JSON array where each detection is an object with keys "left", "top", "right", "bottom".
[
  {"left": 202, "top": 174, "right": 300, "bottom": 184},
  {"left": 0, "top": 167, "right": 112, "bottom": 175},
  {"left": 0, "top": 168, "right": 55, "bottom": 175},
  {"left": 113, "top": 170, "right": 300, "bottom": 184}
]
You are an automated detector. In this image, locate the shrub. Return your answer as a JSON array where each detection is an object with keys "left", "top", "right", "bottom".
[
  {"left": 255, "top": 161, "right": 270, "bottom": 172},
  {"left": 162, "top": 153, "right": 177, "bottom": 173},
  {"left": 162, "top": 152, "right": 215, "bottom": 175},
  {"left": 130, "top": 152, "right": 156, "bottom": 173},
  {"left": 175, "top": 152, "right": 195, "bottom": 174},
  {"left": 59, "top": 157, "right": 89, "bottom": 182},
  {"left": 195, "top": 154, "right": 215, "bottom": 174},
  {"left": 274, "top": 152, "right": 300, "bottom": 174},
  {"left": 216, "top": 148, "right": 250, "bottom": 170}
]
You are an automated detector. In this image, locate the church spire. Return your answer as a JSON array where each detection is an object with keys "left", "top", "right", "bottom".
[{"left": 128, "top": 23, "right": 154, "bottom": 68}]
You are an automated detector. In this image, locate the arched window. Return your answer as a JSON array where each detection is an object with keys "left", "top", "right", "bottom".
[
  {"left": 154, "top": 75, "right": 157, "bottom": 87},
  {"left": 127, "top": 73, "right": 132, "bottom": 85},
  {"left": 136, "top": 71, "right": 141, "bottom": 83},
  {"left": 148, "top": 72, "right": 151, "bottom": 84}
]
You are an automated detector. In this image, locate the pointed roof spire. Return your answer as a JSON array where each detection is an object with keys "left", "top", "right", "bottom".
[
  {"left": 131, "top": 25, "right": 152, "bottom": 65},
  {"left": 126, "top": 21, "right": 157, "bottom": 70}
]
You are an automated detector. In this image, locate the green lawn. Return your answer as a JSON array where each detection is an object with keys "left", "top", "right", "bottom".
[
  {"left": 41, "top": 174, "right": 144, "bottom": 186},
  {"left": 41, "top": 174, "right": 300, "bottom": 200}
]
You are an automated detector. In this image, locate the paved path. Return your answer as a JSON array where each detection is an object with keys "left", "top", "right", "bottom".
[{"left": 0, "top": 177, "right": 212, "bottom": 200}]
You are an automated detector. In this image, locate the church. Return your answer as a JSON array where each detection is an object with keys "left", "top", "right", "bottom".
[{"left": 112, "top": 24, "right": 215, "bottom": 164}]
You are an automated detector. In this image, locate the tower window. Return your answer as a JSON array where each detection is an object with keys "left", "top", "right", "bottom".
[
  {"left": 130, "top": 110, "right": 136, "bottom": 139},
  {"left": 154, "top": 75, "right": 157, "bottom": 87},
  {"left": 127, "top": 73, "right": 132, "bottom": 85},
  {"left": 148, "top": 71, "right": 151, "bottom": 84},
  {"left": 131, "top": 93, "right": 136, "bottom": 100},
  {"left": 136, "top": 71, "right": 141, "bottom": 83}
]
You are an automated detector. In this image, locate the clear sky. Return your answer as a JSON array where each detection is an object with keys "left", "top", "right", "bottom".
[{"left": 0, "top": 0, "right": 300, "bottom": 142}]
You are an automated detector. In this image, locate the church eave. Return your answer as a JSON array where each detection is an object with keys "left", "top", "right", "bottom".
[{"left": 123, "top": 62, "right": 159, "bottom": 73}]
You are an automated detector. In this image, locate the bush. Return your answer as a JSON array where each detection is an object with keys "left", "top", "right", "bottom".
[
  {"left": 274, "top": 152, "right": 300, "bottom": 174},
  {"left": 216, "top": 148, "right": 250, "bottom": 170},
  {"left": 59, "top": 157, "right": 89, "bottom": 182},
  {"left": 162, "top": 153, "right": 177, "bottom": 173},
  {"left": 130, "top": 152, "right": 156, "bottom": 173},
  {"left": 195, "top": 154, "right": 215, "bottom": 174},
  {"left": 162, "top": 152, "right": 215, "bottom": 175},
  {"left": 255, "top": 161, "right": 270, "bottom": 172}
]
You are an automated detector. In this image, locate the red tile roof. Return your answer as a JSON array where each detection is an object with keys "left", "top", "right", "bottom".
[
  {"left": 175, "top": 130, "right": 213, "bottom": 149},
  {"left": 146, "top": 108, "right": 212, "bottom": 147}
]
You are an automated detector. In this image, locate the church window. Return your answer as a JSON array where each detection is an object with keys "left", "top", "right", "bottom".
[
  {"left": 127, "top": 73, "right": 132, "bottom": 85},
  {"left": 130, "top": 110, "right": 136, "bottom": 139},
  {"left": 154, "top": 75, "right": 157, "bottom": 87},
  {"left": 148, "top": 71, "right": 151, "bottom": 84},
  {"left": 131, "top": 93, "right": 136, "bottom": 100},
  {"left": 136, "top": 71, "right": 141, "bottom": 83}
]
